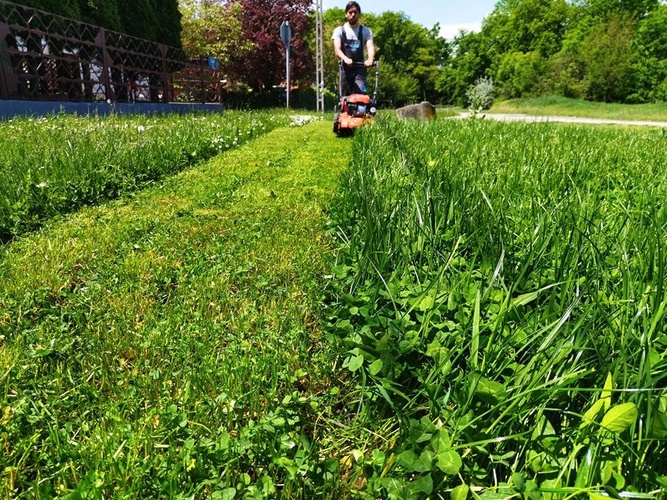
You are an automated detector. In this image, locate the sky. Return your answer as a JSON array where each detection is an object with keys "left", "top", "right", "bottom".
[{"left": 323, "top": 0, "right": 498, "bottom": 39}]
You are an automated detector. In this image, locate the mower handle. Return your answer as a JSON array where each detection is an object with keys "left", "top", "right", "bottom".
[
  {"left": 336, "top": 60, "right": 380, "bottom": 104},
  {"left": 342, "top": 61, "right": 378, "bottom": 68}
]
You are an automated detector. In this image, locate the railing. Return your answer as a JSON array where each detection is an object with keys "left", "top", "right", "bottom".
[{"left": 0, "top": 0, "right": 221, "bottom": 103}]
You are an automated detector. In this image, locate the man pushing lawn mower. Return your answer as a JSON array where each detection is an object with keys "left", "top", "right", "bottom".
[{"left": 331, "top": 1, "right": 379, "bottom": 136}]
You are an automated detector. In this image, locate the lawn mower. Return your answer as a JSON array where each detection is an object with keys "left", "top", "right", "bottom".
[{"left": 333, "top": 61, "right": 379, "bottom": 136}]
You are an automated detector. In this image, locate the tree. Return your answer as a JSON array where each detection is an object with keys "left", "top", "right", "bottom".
[
  {"left": 15, "top": 0, "right": 80, "bottom": 19},
  {"left": 496, "top": 50, "right": 546, "bottom": 98},
  {"left": 151, "top": 0, "right": 183, "bottom": 48},
  {"left": 367, "top": 11, "right": 446, "bottom": 103},
  {"left": 573, "top": 0, "right": 659, "bottom": 22},
  {"left": 406, "top": 46, "right": 440, "bottom": 101},
  {"left": 78, "top": 0, "right": 122, "bottom": 33},
  {"left": 543, "top": 44, "right": 587, "bottom": 98},
  {"left": 376, "top": 61, "right": 420, "bottom": 107},
  {"left": 581, "top": 12, "right": 635, "bottom": 101},
  {"left": 631, "top": 3, "right": 667, "bottom": 101},
  {"left": 484, "top": 0, "right": 570, "bottom": 58},
  {"left": 437, "top": 30, "right": 493, "bottom": 105},
  {"left": 320, "top": 7, "right": 345, "bottom": 93},
  {"left": 179, "top": 0, "right": 250, "bottom": 64},
  {"left": 226, "top": 0, "right": 314, "bottom": 91},
  {"left": 17, "top": 0, "right": 181, "bottom": 46}
]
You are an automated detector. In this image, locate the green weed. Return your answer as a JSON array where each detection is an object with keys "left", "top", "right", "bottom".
[{"left": 327, "top": 117, "right": 667, "bottom": 497}]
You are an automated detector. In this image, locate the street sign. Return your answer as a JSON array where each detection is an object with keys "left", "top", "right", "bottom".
[
  {"left": 207, "top": 57, "right": 219, "bottom": 70},
  {"left": 280, "top": 21, "right": 291, "bottom": 108},
  {"left": 280, "top": 20, "right": 291, "bottom": 47}
]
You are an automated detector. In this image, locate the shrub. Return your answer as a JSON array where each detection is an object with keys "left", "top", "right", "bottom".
[{"left": 466, "top": 76, "right": 495, "bottom": 116}]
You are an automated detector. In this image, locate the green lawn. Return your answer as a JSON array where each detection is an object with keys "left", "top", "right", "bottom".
[
  {"left": 490, "top": 95, "right": 667, "bottom": 121},
  {"left": 0, "top": 119, "right": 355, "bottom": 498},
  {"left": 2, "top": 112, "right": 666, "bottom": 499}
]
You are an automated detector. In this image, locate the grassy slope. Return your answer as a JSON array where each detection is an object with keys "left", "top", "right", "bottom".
[
  {"left": 490, "top": 96, "right": 667, "bottom": 121},
  {"left": 0, "top": 120, "right": 352, "bottom": 497}
]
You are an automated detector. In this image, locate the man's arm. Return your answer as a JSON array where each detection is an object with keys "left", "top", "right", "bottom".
[
  {"left": 365, "top": 38, "right": 375, "bottom": 66},
  {"left": 364, "top": 28, "right": 375, "bottom": 66}
]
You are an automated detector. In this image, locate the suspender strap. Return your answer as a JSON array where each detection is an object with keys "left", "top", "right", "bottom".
[{"left": 340, "top": 25, "right": 364, "bottom": 61}]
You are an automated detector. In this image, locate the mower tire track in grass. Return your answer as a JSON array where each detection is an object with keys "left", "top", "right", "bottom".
[{"left": 0, "top": 119, "right": 353, "bottom": 497}]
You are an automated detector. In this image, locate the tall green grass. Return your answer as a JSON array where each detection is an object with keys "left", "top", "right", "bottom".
[
  {"left": 328, "top": 118, "right": 667, "bottom": 497},
  {"left": 0, "top": 111, "right": 291, "bottom": 241}
]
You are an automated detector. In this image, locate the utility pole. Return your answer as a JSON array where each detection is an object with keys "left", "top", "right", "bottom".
[{"left": 315, "top": 0, "right": 324, "bottom": 112}]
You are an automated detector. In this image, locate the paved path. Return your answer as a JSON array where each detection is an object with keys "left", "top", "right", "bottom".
[{"left": 458, "top": 112, "right": 667, "bottom": 127}]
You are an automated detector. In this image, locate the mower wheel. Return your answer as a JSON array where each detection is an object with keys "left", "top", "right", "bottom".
[{"left": 333, "top": 113, "right": 340, "bottom": 134}]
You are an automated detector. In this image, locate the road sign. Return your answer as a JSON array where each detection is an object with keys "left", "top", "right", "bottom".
[
  {"left": 280, "top": 21, "right": 291, "bottom": 108},
  {"left": 280, "top": 21, "right": 291, "bottom": 47},
  {"left": 207, "top": 57, "right": 219, "bottom": 70}
]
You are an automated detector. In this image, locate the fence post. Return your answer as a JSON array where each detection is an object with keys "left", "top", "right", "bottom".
[
  {"left": 160, "top": 43, "right": 169, "bottom": 103},
  {"left": 0, "top": 23, "right": 13, "bottom": 99},
  {"left": 95, "top": 28, "right": 113, "bottom": 101},
  {"left": 200, "top": 56, "right": 205, "bottom": 104}
]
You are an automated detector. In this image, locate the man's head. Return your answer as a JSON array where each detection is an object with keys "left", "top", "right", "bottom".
[{"left": 345, "top": 1, "right": 361, "bottom": 25}]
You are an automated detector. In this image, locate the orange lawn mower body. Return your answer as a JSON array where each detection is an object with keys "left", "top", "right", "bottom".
[{"left": 333, "top": 61, "right": 379, "bottom": 136}]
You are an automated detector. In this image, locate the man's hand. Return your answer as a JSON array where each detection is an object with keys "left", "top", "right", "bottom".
[
  {"left": 342, "top": 56, "right": 354, "bottom": 65},
  {"left": 364, "top": 58, "right": 374, "bottom": 67}
]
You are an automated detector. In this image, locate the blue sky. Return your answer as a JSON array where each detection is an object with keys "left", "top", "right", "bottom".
[{"left": 323, "top": 0, "right": 498, "bottom": 39}]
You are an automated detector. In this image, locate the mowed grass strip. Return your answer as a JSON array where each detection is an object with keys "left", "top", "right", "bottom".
[
  {"left": 0, "top": 111, "right": 289, "bottom": 242},
  {"left": 0, "top": 119, "right": 351, "bottom": 497}
]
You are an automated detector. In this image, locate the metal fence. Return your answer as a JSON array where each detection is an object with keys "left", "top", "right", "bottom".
[{"left": 0, "top": 0, "right": 222, "bottom": 103}]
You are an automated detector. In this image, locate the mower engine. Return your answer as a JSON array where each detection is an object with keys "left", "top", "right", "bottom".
[{"left": 343, "top": 95, "right": 376, "bottom": 118}]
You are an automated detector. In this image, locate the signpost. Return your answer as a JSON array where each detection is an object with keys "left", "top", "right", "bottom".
[{"left": 280, "top": 20, "right": 291, "bottom": 108}]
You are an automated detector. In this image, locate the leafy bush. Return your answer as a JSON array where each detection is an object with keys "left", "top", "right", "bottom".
[{"left": 466, "top": 76, "right": 495, "bottom": 116}]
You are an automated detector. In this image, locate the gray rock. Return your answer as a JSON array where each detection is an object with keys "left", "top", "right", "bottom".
[{"left": 396, "top": 102, "right": 436, "bottom": 120}]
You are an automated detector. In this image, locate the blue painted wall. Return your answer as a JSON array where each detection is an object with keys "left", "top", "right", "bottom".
[{"left": 0, "top": 100, "right": 223, "bottom": 119}]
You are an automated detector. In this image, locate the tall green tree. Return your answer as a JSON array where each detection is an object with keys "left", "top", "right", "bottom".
[
  {"left": 15, "top": 0, "right": 181, "bottom": 46},
  {"left": 631, "top": 3, "right": 667, "bottom": 101},
  {"left": 115, "top": 0, "right": 160, "bottom": 42},
  {"left": 376, "top": 61, "right": 420, "bottom": 106},
  {"left": 14, "top": 0, "right": 80, "bottom": 19},
  {"left": 496, "top": 50, "right": 546, "bottom": 97},
  {"left": 78, "top": 0, "right": 121, "bottom": 32},
  {"left": 151, "top": 0, "right": 182, "bottom": 48},
  {"left": 321, "top": 7, "right": 346, "bottom": 94},
  {"left": 368, "top": 11, "right": 446, "bottom": 103},
  {"left": 581, "top": 12, "right": 636, "bottom": 101},
  {"left": 179, "top": 0, "right": 249, "bottom": 63},
  {"left": 543, "top": 42, "right": 587, "bottom": 98},
  {"left": 440, "top": 0, "right": 571, "bottom": 103},
  {"left": 437, "top": 30, "right": 493, "bottom": 105},
  {"left": 572, "top": 0, "right": 659, "bottom": 21},
  {"left": 484, "top": 0, "right": 570, "bottom": 57},
  {"left": 442, "top": 0, "right": 664, "bottom": 103}
]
